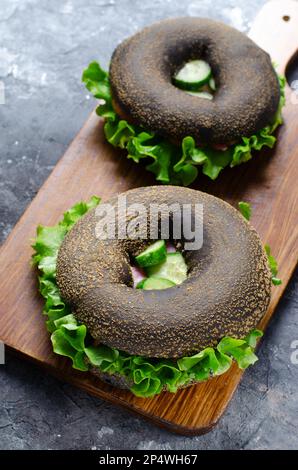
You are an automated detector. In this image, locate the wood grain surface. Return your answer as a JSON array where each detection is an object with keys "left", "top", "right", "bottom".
[{"left": 0, "top": 0, "right": 297, "bottom": 435}]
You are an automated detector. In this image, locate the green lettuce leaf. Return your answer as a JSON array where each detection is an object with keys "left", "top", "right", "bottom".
[
  {"left": 32, "top": 198, "right": 264, "bottom": 398},
  {"left": 82, "top": 62, "right": 285, "bottom": 186},
  {"left": 238, "top": 201, "right": 252, "bottom": 221},
  {"left": 237, "top": 204, "right": 282, "bottom": 286},
  {"left": 265, "top": 244, "right": 282, "bottom": 285},
  {"left": 82, "top": 61, "right": 111, "bottom": 102},
  {"left": 51, "top": 329, "right": 89, "bottom": 371}
]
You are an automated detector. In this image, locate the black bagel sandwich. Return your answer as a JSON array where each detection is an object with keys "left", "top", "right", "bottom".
[
  {"left": 83, "top": 17, "right": 285, "bottom": 186},
  {"left": 32, "top": 187, "right": 281, "bottom": 397}
]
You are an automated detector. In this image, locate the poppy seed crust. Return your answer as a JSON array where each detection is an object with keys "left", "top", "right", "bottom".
[
  {"left": 56, "top": 186, "right": 271, "bottom": 359},
  {"left": 109, "top": 17, "right": 280, "bottom": 145}
]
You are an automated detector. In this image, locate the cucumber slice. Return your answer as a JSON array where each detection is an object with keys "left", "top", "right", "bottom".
[
  {"left": 135, "top": 240, "right": 167, "bottom": 268},
  {"left": 209, "top": 77, "right": 216, "bottom": 91},
  {"left": 141, "top": 277, "right": 176, "bottom": 290},
  {"left": 136, "top": 279, "right": 147, "bottom": 289},
  {"left": 174, "top": 60, "right": 212, "bottom": 91},
  {"left": 187, "top": 91, "right": 213, "bottom": 100},
  {"left": 146, "top": 253, "right": 187, "bottom": 285}
]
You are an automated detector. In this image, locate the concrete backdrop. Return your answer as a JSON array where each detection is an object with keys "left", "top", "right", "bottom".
[{"left": 0, "top": 0, "right": 297, "bottom": 450}]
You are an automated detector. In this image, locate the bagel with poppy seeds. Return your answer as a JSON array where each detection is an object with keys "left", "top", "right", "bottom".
[
  {"left": 82, "top": 18, "right": 285, "bottom": 186},
  {"left": 56, "top": 186, "right": 271, "bottom": 359},
  {"left": 32, "top": 190, "right": 275, "bottom": 397},
  {"left": 109, "top": 17, "right": 280, "bottom": 145}
]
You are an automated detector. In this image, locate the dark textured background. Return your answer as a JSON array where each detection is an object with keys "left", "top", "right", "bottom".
[{"left": 0, "top": 0, "right": 297, "bottom": 450}]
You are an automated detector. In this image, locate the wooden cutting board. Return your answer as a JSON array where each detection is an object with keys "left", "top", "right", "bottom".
[{"left": 0, "top": 0, "right": 298, "bottom": 436}]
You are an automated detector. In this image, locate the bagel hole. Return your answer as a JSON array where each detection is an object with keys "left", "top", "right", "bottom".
[
  {"left": 126, "top": 211, "right": 205, "bottom": 290},
  {"left": 172, "top": 59, "right": 216, "bottom": 100}
]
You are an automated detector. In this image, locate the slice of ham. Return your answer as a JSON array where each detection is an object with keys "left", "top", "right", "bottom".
[
  {"left": 212, "top": 143, "right": 229, "bottom": 151},
  {"left": 166, "top": 242, "right": 176, "bottom": 253},
  {"left": 131, "top": 266, "right": 146, "bottom": 287}
]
